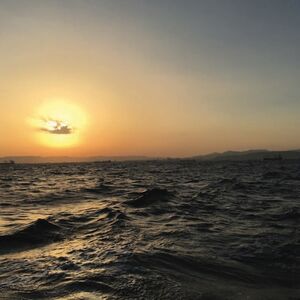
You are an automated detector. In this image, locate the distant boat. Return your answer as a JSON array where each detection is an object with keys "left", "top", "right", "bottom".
[
  {"left": 0, "top": 160, "right": 15, "bottom": 166},
  {"left": 263, "top": 155, "right": 283, "bottom": 161}
]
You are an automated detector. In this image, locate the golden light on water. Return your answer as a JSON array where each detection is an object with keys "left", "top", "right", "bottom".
[{"left": 30, "top": 100, "right": 87, "bottom": 149}]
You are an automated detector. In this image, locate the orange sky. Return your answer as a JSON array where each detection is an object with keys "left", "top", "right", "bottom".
[{"left": 1, "top": 1, "right": 300, "bottom": 157}]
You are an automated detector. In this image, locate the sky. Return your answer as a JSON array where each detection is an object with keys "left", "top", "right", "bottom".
[{"left": 0, "top": 0, "right": 300, "bottom": 157}]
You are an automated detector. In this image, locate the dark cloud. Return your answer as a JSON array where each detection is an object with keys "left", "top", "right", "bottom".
[{"left": 40, "top": 119, "right": 74, "bottom": 135}]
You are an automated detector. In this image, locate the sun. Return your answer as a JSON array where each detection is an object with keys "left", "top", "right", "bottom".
[{"left": 30, "top": 99, "right": 87, "bottom": 148}]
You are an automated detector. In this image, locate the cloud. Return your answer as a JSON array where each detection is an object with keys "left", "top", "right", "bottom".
[{"left": 40, "top": 119, "right": 74, "bottom": 135}]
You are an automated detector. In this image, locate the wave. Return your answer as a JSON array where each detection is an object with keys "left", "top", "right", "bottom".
[
  {"left": 130, "top": 251, "right": 265, "bottom": 284},
  {"left": 0, "top": 218, "right": 64, "bottom": 253},
  {"left": 0, "top": 205, "right": 130, "bottom": 254},
  {"left": 263, "top": 171, "right": 282, "bottom": 179},
  {"left": 17, "top": 279, "right": 114, "bottom": 299},
  {"left": 82, "top": 183, "right": 113, "bottom": 194},
  {"left": 270, "top": 208, "right": 300, "bottom": 221},
  {"left": 125, "top": 187, "right": 174, "bottom": 208}
]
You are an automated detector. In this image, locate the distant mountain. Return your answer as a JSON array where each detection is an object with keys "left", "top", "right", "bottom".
[
  {"left": 2, "top": 149, "right": 300, "bottom": 164},
  {"left": 192, "top": 149, "right": 300, "bottom": 161}
]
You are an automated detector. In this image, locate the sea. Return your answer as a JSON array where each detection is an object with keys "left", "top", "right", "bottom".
[{"left": 0, "top": 160, "right": 299, "bottom": 300}]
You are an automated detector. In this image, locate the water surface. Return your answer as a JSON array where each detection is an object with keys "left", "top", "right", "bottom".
[{"left": 0, "top": 160, "right": 299, "bottom": 299}]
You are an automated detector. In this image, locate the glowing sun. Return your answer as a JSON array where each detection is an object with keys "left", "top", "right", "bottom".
[{"left": 30, "top": 100, "right": 87, "bottom": 148}]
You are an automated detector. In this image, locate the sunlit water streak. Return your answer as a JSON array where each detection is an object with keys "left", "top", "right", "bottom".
[{"left": 0, "top": 160, "right": 299, "bottom": 299}]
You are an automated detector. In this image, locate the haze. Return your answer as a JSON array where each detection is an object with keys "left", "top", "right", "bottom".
[{"left": 1, "top": 0, "right": 300, "bottom": 157}]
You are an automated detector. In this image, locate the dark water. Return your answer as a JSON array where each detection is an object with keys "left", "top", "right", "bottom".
[{"left": 0, "top": 160, "right": 299, "bottom": 299}]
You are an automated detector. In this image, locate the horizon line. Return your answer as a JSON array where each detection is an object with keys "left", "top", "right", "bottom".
[{"left": 1, "top": 148, "right": 300, "bottom": 159}]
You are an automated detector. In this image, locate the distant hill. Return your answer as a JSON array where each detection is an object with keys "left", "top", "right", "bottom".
[
  {"left": 192, "top": 150, "right": 300, "bottom": 161},
  {"left": 2, "top": 150, "right": 300, "bottom": 164}
]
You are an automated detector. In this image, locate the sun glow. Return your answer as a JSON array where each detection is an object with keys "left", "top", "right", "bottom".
[{"left": 31, "top": 100, "right": 87, "bottom": 148}]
